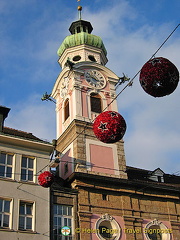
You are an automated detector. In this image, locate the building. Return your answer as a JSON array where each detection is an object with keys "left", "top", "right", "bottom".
[
  {"left": 0, "top": 106, "right": 53, "bottom": 239},
  {"left": 50, "top": 7, "right": 180, "bottom": 240}
]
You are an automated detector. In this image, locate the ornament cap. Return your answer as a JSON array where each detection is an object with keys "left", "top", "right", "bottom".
[{"left": 77, "top": 5, "right": 82, "bottom": 11}]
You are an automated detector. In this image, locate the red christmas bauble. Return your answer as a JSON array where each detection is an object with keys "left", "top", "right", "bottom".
[
  {"left": 139, "top": 57, "right": 179, "bottom": 97},
  {"left": 38, "top": 171, "right": 54, "bottom": 188},
  {"left": 93, "top": 111, "right": 126, "bottom": 143}
]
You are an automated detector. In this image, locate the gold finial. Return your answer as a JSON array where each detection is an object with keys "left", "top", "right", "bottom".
[
  {"left": 77, "top": 0, "right": 82, "bottom": 20},
  {"left": 77, "top": 5, "right": 82, "bottom": 11},
  {"left": 77, "top": 6, "right": 82, "bottom": 20}
]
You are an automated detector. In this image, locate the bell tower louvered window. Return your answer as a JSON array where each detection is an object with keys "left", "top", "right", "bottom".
[{"left": 90, "top": 93, "right": 102, "bottom": 113}]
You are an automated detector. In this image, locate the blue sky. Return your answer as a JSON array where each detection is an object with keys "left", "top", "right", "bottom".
[{"left": 0, "top": 0, "right": 180, "bottom": 174}]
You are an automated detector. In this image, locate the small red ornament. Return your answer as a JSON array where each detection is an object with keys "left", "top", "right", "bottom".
[
  {"left": 38, "top": 171, "right": 54, "bottom": 188},
  {"left": 93, "top": 111, "right": 126, "bottom": 143},
  {"left": 139, "top": 57, "right": 179, "bottom": 97}
]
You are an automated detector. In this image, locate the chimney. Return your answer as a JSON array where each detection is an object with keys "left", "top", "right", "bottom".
[{"left": 0, "top": 106, "right": 10, "bottom": 132}]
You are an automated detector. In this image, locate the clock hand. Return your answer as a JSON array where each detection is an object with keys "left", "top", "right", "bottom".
[{"left": 91, "top": 77, "right": 99, "bottom": 83}]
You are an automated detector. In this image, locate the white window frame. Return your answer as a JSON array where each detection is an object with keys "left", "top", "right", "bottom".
[
  {"left": 0, "top": 197, "right": 12, "bottom": 229},
  {"left": 53, "top": 204, "right": 73, "bottom": 240},
  {"left": 20, "top": 156, "right": 35, "bottom": 182},
  {"left": 18, "top": 201, "right": 34, "bottom": 231},
  {"left": 0, "top": 152, "right": 14, "bottom": 179}
]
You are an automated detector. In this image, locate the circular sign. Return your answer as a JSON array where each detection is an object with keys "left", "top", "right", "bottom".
[{"left": 61, "top": 226, "right": 71, "bottom": 236}]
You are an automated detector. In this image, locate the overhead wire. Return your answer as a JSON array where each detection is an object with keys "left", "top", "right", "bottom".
[
  {"left": 50, "top": 23, "right": 180, "bottom": 159},
  {"left": 14, "top": 23, "right": 179, "bottom": 176},
  {"left": 0, "top": 160, "right": 131, "bottom": 177}
]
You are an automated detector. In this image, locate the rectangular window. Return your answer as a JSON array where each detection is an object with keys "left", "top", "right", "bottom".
[
  {"left": 53, "top": 205, "right": 73, "bottom": 240},
  {"left": 158, "top": 176, "right": 162, "bottom": 182},
  {"left": 0, "top": 152, "right": 13, "bottom": 178},
  {"left": 102, "top": 194, "right": 108, "bottom": 201},
  {"left": 21, "top": 156, "right": 34, "bottom": 181},
  {"left": 0, "top": 198, "right": 11, "bottom": 228},
  {"left": 19, "top": 201, "right": 33, "bottom": 231},
  {"left": 64, "top": 162, "right": 68, "bottom": 175}
]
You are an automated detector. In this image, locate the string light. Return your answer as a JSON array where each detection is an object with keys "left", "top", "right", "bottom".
[
  {"left": 51, "top": 26, "right": 180, "bottom": 163},
  {"left": 35, "top": 24, "right": 180, "bottom": 176},
  {"left": 3, "top": 24, "right": 179, "bottom": 178}
]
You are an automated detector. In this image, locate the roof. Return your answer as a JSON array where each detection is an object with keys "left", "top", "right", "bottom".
[
  {"left": 1, "top": 126, "right": 50, "bottom": 144},
  {"left": 57, "top": 32, "right": 107, "bottom": 57},
  {"left": 67, "top": 171, "right": 180, "bottom": 193},
  {"left": 69, "top": 20, "right": 93, "bottom": 34},
  {"left": 126, "top": 166, "right": 180, "bottom": 186}
]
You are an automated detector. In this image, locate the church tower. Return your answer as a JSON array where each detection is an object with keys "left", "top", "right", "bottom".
[
  {"left": 51, "top": 7, "right": 127, "bottom": 180},
  {"left": 50, "top": 7, "right": 180, "bottom": 240}
]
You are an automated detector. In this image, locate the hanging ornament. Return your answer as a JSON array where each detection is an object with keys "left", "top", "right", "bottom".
[
  {"left": 139, "top": 57, "right": 179, "bottom": 97},
  {"left": 38, "top": 171, "right": 54, "bottom": 188},
  {"left": 93, "top": 111, "right": 126, "bottom": 143}
]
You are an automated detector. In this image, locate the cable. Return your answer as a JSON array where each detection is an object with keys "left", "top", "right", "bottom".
[
  {"left": 53, "top": 24, "right": 180, "bottom": 155},
  {"left": 105, "top": 23, "right": 180, "bottom": 110},
  {"left": 0, "top": 159, "right": 128, "bottom": 177},
  {"left": 37, "top": 24, "right": 180, "bottom": 175}
]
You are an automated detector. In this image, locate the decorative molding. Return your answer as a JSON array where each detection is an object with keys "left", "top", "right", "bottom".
[
  {"left": 101, "top": 213, "right": 114, "bottom": 221},
  {"left": 144, "top": 219, "right": 171, "bottom": 240},
  {"left": 95, "top": 213, "right": 121, "bottom": 240},
  {"left": 85, "top": 138, "right": 119, "bottom": 176}
]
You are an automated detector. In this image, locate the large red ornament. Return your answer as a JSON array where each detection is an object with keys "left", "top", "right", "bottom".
[
  {"left": 38, "top": 171, "right": 54, "bottom": 188},
  {"left": 139, "top": 57, "right": 179, "bottom": 97},
  {"left": 93, "top": 111, "right": 126, "bottom": 143}
]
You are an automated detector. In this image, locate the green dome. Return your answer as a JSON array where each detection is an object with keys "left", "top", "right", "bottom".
[{"left": 57, "top": 31, "right": 107, "bottom": 57}]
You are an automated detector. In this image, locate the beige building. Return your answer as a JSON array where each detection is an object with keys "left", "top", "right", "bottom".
[
  {"left": 50, "top": 11, "right": 180, "bottom": 240},
  {"left": 0, "top": 106, "right": 53, "bottom": 239}
]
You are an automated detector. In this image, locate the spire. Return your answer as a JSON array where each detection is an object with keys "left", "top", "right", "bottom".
[
  {"left": 77, "top": 5, "right": 82, "bottom": 20},
  {"left": 69, "top": 6, "right": 93, "bottom": 35},
  {"left": 69, "top": 1, "right": 93, "bottom": 34},
  {"left": 57, "top": 2, "right": 107, "bottom": 65}
]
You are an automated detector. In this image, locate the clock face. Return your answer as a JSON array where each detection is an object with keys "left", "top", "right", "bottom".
[
  {"left": 60, "top": 77, "right": 69, "bottom": 98},
  {"left": 85, "top": 70, "right": 106, "bottom": 89}
]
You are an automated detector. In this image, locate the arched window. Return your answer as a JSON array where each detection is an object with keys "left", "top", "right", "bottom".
[
  {"left": 90, "top": 93, "right": 102, "bottom": 113},
  {"left": 64, "top": 99, "right": 70, "bottom": 121}
]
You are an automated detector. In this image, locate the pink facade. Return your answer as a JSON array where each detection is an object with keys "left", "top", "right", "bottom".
[
  {"left": 142, "top": 219, "right": 174, "bottom": 240},
  {"left": 81, "top": 70, "right": 111, "bottom": 92},
  {"left": 89, "top": 144, "right": 115, "bottom": 175},
  {"left": 56, "top": 97, "right": 63, "bottom": 136},
  {"left": 59, "top": 148, "right": 73, "bottom": 179},
  {"left": 81, "top": 88, "right": 89, "bottom": 118}
]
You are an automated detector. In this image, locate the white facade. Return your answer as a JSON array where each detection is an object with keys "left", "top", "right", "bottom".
[{"left": 0, "top": 128, "right": 53, "bottom": 239}]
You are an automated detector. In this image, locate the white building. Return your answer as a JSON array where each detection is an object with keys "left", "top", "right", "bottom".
[{"left": 0, "top": 105, "right": 53, "bottom": 240}]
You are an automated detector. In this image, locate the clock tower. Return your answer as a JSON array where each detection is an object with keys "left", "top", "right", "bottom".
[{"left": 51, "top": 10, "right": 127, "bottom": 180}]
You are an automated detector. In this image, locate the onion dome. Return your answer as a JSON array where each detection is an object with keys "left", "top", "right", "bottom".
[{"left": 57, "top": 19, "right": 107, "bottom": 57}]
